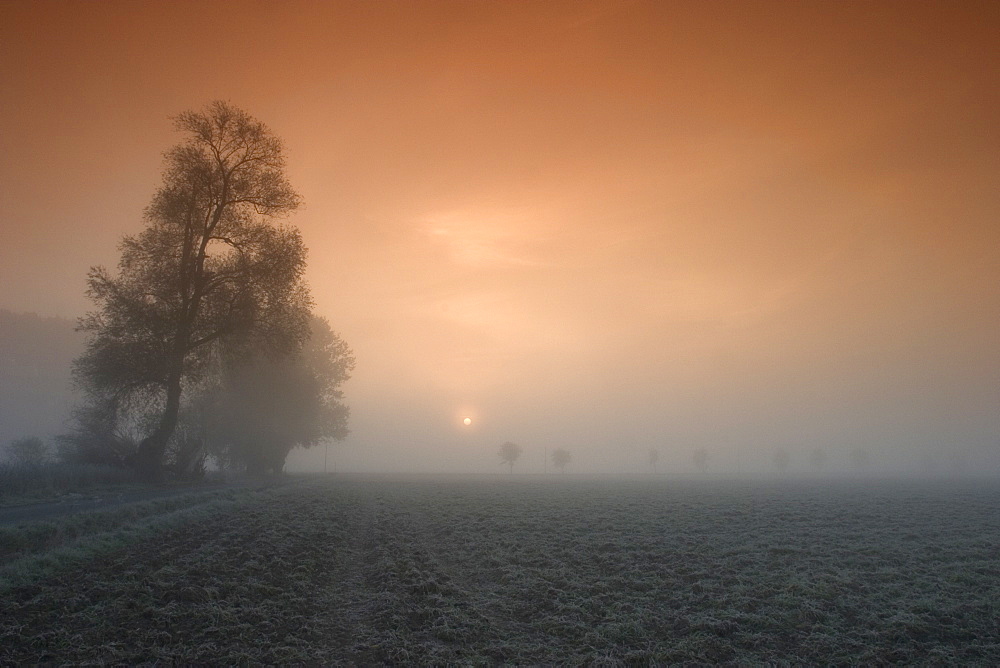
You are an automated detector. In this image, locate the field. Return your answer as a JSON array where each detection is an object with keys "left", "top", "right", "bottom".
[{"left": 2, "top": 474, "right": 1000, "bottom": 664}]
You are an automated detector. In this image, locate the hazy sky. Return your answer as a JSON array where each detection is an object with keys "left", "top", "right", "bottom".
[{"left": 1, "top": 0, "right": 998, "bottom": 473}]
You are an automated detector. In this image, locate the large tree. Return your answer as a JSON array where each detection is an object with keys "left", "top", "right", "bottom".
[{"left": 74, "top": 101, "right": 308, "bottom": 478}]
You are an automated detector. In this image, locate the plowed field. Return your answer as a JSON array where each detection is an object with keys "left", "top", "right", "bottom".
[{"left": 3, "top": 475, "right": 999, "bottom": 663}]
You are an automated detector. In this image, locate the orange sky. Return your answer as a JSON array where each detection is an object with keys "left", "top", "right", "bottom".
[{"left": 1, "top": 0, "right": 998, "bottom": 473}]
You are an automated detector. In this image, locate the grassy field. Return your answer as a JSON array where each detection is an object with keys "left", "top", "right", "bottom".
[{"left": 2, "top": 474, "right": 999, "bottom": 663}]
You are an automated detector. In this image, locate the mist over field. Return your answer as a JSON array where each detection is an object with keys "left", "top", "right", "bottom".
[
  {"left": 3, "top": 303, "right": 998, "bottom": 478},
  {"left": 3, "top": 302, "right": 997, "bottom": 478}
]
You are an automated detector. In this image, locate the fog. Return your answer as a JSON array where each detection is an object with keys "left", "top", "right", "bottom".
[{"left": 1, "top": 1, "right": 998, "bottom": 478}]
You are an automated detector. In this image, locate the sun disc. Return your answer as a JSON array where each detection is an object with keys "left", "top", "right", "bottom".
[{"left": 463, "top": 417, "right": 472, "bottom": 426}]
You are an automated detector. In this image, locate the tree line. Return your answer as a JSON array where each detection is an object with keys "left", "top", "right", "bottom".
[
  {"left": 494, "top": 443, "right": 879, "bottom": 476},
  {"left": 498, "top": 441, "right": 572, "bottom": 473}
]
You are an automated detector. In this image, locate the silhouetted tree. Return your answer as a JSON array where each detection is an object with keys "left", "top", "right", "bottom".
[
  {"left": 648, "top": 447, "right": 660, "bottom": 474},
  {"left": 772, "top": 448, "right": 791, "bottom": 473},
  {"left": 73, "top": 101, "right": 307, "bottom": 479},
  {"left": 4, "top": 436, "right": 48, "bottom": 467},
  {"left": 693, "top": 447, "right": 709, "bottom": 473},
  {"left": 498, "top": 441, "right": 523, "bottom": 473},
  {"left": 552, "top": 447, "right": 571, "bottom": 473},
  {"left": 203, "top": 316, "right": 354, "bottom": 475}
]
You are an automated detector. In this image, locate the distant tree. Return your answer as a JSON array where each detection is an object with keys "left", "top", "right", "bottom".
[
  {"left": 809, "top": 447, "right": 828, "bottom": 469},
  {"left": 5, "top": 436, "right": 48, "bottom": 467},
  {"left": 552, "top": 447, "right": 571, "bottom": 473},
  {"left": 648, "top": 447, "right": 660, "bottom": 474},
  {"left": 772, "top": 448, "right": 791, "bottom": 473},
  {"left": 498, "top": 441, "right": 523, "bottom": 473},
  {"left": 72, "top": 101, "right": 308, "bottom": 479},
  {"left": 692, "top": 447, "right": 709, "bottom": 473}
]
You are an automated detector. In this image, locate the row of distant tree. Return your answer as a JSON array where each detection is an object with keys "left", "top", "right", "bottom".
[
  {"left": 498, "top": 441, "right": 572, "bottom": 473},
  {"left": 682, "top": 446, "right": 872, "bottom": 473},
  {"left": 491, "top": 443, "right": 877, "bottom": 475}
]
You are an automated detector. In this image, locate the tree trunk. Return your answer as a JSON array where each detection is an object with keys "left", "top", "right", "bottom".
[
  {"left": 135, "top": 370, "right": 183, "bottom": 481},
  {"left": 173, "top": 437, "right": 205, "bottom": 480}
]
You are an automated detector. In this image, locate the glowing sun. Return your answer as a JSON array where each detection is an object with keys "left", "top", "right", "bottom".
[{"left": 463, "top": 417, "right": 472, "bottom": 426}]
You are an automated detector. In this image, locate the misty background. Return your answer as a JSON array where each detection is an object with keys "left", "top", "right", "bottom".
[{"left": 1, "top": 1, "right": 998, "bottom": 476}]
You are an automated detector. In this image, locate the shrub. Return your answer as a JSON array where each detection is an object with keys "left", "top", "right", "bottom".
[{"left": 4, "top": 436, "right": 48, "bottom": 468}]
